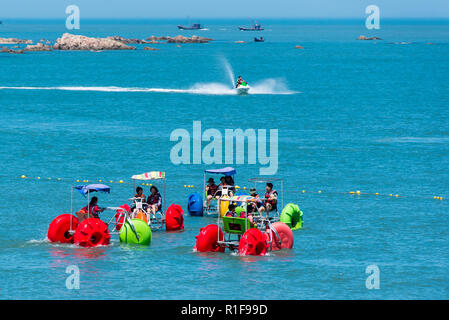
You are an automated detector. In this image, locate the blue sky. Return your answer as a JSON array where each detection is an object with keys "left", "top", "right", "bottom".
[{"left": 1, "top": 0, "right": 448, "bottom": 18}]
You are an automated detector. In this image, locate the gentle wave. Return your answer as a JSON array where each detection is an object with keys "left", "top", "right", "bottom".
[{"left": 0, "top": 79, "right": 298, "bottom": 96}]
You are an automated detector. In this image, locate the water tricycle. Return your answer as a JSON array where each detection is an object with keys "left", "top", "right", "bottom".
[
  {"left": 188, "top": 167, "right": 237, "bottom": 217},
  {"left": 194, "top": 195, "right": 294, "bottom": 256},
  {"left": 194, "top": 177, "right": 304, "bottom": 256},
  {"left": 116, "top": 171, "right": 184, "bottom": 232},
  {"left": 47, "top": 184, "right": 147, "bottom": 247}
]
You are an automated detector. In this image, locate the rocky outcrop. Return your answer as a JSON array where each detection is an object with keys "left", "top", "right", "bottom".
[
  {"left": 295, "top": 45, "right": 304, "bottom": 49},
  {"left": 0, "top": 37, "right": 33, "bottom": 44},
  {"left": 1, "top": 46, "right": 24, "bottom": 54},
  {"left": 357, "top": 35, "right": 382, "bottom": 40},
  {"left": 106, "top": 36, "right": 149, "bottom": 44},
  {"left": 144, "top": 46, "right": 159, "bottom": 51},
  {"left": 146, "top": 35, "right": 212, "bottom": 43},
  {"left": 24, "top": 43, "right": 52, "bottom": 51},
  {"left": 53, "top": 33, "right": 136, "bottom": 50}
]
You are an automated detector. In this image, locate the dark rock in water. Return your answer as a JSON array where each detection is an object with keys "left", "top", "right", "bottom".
[
  {"left": 357, "top": 35, "right": 382, "bottom": 41},
  {"left": 144, "top": 46, "right": 159, "bottom": 51},
  {"left": 1, "top": 46, "right": 24, "bottom": 54},
  {"left": 146, "top": 35, "right": 213, "bottom": 43},
  {"left": 53, "top": 33, "right": 136, "bottom": 50},
  {"left": 106, "top": 36, "right": 149, "bottom": 44}
]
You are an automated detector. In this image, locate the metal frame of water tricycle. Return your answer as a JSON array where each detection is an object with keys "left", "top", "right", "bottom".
[
  {"left": 130, "top": 171, "right": 166, "bottom": 230},
  {"left": 215, "top": 195, "right": 281, "bottom": 251},
  {"left": 203, "top": 167, "right": 236, "bottom": 216}
]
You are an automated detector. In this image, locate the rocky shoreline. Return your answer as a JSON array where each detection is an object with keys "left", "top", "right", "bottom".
[
  {"left": 0, "top": 37, "right": 33, "bottom": 44},
  {"left": 0, "top": 33, "right": 215, "bottom": 53}
]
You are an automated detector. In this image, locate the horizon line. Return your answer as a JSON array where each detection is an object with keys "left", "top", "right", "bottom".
[{"left": 2, "top": 16, "right": 449, "bottom": 20}]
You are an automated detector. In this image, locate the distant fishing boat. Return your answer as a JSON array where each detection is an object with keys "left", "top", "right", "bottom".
[
  {"left": 254, "top": 37, "right": 264, "bottom": 42},
  {"left": 238, "top": 21, "right": 264, "bottom": 31},
  {"left": 177, "top": 23, "right": 205, "bottom": 30}
]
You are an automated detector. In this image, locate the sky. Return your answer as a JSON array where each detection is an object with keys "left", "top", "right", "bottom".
[{"left": 1, "top": 0, "right": 448, "bottom": 19}]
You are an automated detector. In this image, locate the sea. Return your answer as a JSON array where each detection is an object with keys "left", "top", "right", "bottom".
[{"left": 0, "top": 18, "right": 448, "bottom": 299}]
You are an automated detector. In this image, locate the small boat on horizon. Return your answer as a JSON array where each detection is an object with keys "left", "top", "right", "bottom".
[
  {"left": 177, "top": 23, "right": 206, "bottom": 30},
  {"left": 238, "top": 21, "right": 264, "bottom": 31},
  {"left": 254, "top": 37, "right": 264, "bottom": 42}
]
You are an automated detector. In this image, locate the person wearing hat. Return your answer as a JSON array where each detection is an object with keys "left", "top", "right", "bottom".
[
  {"left": 249, "top": 187, "right": 262, "bottom": 209},
  {"left": 206, "top": 177, "right": 219, "bottom": 209}
]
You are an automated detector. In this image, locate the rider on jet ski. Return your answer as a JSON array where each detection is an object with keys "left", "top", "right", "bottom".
[{"left": 236, "top": 76, "right": 248, "bottom": 88}]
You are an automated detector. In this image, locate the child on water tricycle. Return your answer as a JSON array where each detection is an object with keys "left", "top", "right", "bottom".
[{"left": 225, "top": 202, "right": 256, "bottom": 227}]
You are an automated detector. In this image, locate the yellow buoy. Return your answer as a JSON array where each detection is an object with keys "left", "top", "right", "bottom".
[
  {"left": 356, "top": 190, "right": 361, "bottom": 194},
  {"left": 349, "top": 191, "right": 355, "bottom": 194},
  {"left": 21, "top": 175, "right": 26, "bottom": 179},
  {"left": 119, "top": 180, "right": 123, "bottom": 183}
]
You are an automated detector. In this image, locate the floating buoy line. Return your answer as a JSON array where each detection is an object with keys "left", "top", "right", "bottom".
[{"left": 17, "top": 174, "right": 446, "bottom": 202}]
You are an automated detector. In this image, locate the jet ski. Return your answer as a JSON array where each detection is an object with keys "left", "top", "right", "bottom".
[{"left": 236, "top": 84, "right": 250, "bottom": 95}]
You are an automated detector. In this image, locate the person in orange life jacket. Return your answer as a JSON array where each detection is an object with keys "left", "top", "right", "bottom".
[
  {"left": 258, "top": 182, "right": 278, "bottom": 217},
  {"left": 76, "top": 196, "right": 105, "bottom": 222},
  {"left": 129, "top": 186, "right": 147, "bottom": 214},
  {"left": 135, "top": 186, "right": 146, "bottom": 200},
  {"left": 147, "top": 186, "right": 162, "bottom": 215}
]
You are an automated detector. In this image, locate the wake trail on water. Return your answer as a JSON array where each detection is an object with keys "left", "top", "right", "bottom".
[{"left": 0, "top": 79, "right": 298, "bottom": 95}]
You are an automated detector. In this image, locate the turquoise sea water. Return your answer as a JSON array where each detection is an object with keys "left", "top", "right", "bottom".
[{"left": 0, "top": 19, "right": 448, "bottom": 299}]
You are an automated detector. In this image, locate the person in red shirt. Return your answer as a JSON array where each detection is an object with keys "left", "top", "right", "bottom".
[{"left": 76, "top": 196, "right": 105, "bottom": 222}]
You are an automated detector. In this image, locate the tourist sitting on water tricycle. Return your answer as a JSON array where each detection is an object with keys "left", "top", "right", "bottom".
[
  {"left": 194, "top": 194, "right": 294, "bottom": 256},
  {"left": 47, "top": 183, "right": 151, "bottom": 247},
  {"left": 117, "top": 171, "right": 184, "bottom": 232}
]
